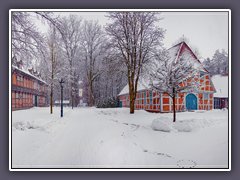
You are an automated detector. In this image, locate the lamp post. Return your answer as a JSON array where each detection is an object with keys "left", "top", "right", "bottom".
[{"left": 59, "top": 78, "right": 65, "bottom": 117}]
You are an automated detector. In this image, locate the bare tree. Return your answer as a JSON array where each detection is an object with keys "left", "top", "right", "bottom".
[
  {"left": 80, "top": 20, "right": 106, "bottom": 106},
  {"left": 58, "top": 15, "right": 82, "bottom": 109},
  {"left": 95, "top": 46, "right": 127, "bottom": 103},
  {"left": 34, "top": 12, "right": 81, "bottom": 107},
  {"left": 47, "top": 25, "right": 60, "bottom": 113},
  {"left": 149, "top": 49, "right": 199, "bottom": 122},
  {"left": 35, "top": 22, "right": 66, "bottom": 112},
  {"left": 106, "top": 12, "right": 165, "bottom": 114},
  {"left": 11, "top": 12, "right": 45, "bottom": 66}
]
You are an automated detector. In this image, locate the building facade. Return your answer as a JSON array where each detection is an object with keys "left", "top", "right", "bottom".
[
  {"left": 118, "top": 42, "right": 216, "bottom": 113},
  {"left": 212, "top": 75, "right": 228, "bottom": 109},
  {"left": 12, "top": 64, "right": 48, "bottom": 110}
]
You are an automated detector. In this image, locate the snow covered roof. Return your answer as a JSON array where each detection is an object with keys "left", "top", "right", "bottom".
[
  {"left": 12, "top": 65, "right": 47, "bottom": 84},
  {"left": 118, "top": 78, "right": 150, "bottom": 96},
  {"left": 168, "top": 42, "right": 207, "bottom": 72},
  {"left": 167, "top": 42, "right": 182, "bottom": 64},
  {"left": 211, "top": 75, "right": 228, "bottom": 98},
  {"left": 54, "top": 100, "right": 70, "bottom": 104}
]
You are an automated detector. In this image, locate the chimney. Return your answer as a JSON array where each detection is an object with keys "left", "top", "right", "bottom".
[
  {"left": 33, "top": 69, "right": 37, "bottom": 76},
  {"left": 17, "top": 60, "right": 23, "bottom": 69},
  {"left": 28, "top": 68, "right": 34, "bottom": 74}
]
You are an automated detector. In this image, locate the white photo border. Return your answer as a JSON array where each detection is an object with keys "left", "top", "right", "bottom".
[{"left": 9, "top": 9, "right": 231, "bottom": 171}]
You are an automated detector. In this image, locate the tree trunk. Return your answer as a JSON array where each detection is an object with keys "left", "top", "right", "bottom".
[
  {"left": 88, "top": 80, "right": 95, "bottom": 107},
  {"left": 90, "top": 86, "right": 94, "bottom": 106},
  {"left": 70, "top": 62, "right": 74, "bottom": 109},
  {"left": 50, "top": 85, "right": 53, "bottom": 114},
  {"left": 130, "top": 98, "right": 135, "bottom": 114},
  {"left": 50, "top": 42, "right": 54, "bottom": 114},
  {"left": 71, "top": 82, "right": 73, "bottom": 109},
  {"left": 172, "top": 88, "right": 176, "bottom": 122},
  {"left": 129, "top": 82, "right": 135, "bottom": 114}
]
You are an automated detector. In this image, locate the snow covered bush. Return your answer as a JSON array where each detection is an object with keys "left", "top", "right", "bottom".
[
  {"left": 173, "top": 121, "right": 192, "bottom": 132},
  {"left": 96, "top": 97, "right": 119, "bottom": 108},
  {"left": 151, "top": 118, "right": 171, "bottom": 132},
  {"left": 151, "top": 117, "right": 193, "bottom": 132}
]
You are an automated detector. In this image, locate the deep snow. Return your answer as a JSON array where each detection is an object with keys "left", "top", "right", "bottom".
[{"left": 11, "top": 107, "right": 228, "bottom": 169}]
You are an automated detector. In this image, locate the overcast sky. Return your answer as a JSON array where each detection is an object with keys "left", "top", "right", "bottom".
[
  {"left": 36, "top": 11, "right": 229, "bottom": 60},
  {"left": 160, "top": 12, "right": 228, "bottom": 59}
]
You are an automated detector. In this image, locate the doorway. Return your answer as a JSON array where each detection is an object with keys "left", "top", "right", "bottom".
[{"left": 186, "top": 93, "right": 197, "bottom": 110}]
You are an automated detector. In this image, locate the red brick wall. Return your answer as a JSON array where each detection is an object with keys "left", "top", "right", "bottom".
[
  {"left": 12, "top": 70, "right": 48, "bottom": 110},
  {"left": 12, "top": 91, "right": 34, "bottom": 110},
  {"left": 118, "top": 72, "right": 215, "bottom": 113}
]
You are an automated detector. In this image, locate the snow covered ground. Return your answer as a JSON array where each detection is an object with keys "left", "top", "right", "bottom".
[{"left": 11, "top": 107, "right": 229, "bottom": 169}]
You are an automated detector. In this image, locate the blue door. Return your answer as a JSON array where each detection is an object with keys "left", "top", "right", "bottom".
[
  {"left": 119, "top": 101, "right": 122, "bottom": 107},
  {"left": 186, "top": 94, "right": 197, "bottom": 110}
]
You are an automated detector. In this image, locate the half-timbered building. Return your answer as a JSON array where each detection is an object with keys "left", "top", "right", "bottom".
[
  {"left": 118, "top": 42, "right": 216, "bottom": 112},
  {"left": 12, "top": 62, "right": 48, "bottom": 110}
]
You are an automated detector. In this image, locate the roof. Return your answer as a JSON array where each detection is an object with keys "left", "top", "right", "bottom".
[
  {"left": 55, "top": 100, "right": 70, "bottom": 104},
  {"left": 118, "top": 79, "right": 149, "bottom": 96},
  {"left": 167, "top": 42, "right": 208, "bottom": 72},
  {"left": 118, "top": 41, "right": 209, "bottom": 96},
  {"left": 12, "top": 65, "right": 47, "bottom": 84},
  {"left": 211, "top": 75, "right": 228, "bottom": 98},
  {"left": 167, "top": 42, "right": 183, "bottom": 64}
]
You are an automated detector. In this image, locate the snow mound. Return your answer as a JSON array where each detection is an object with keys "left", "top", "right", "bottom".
[
  {"left": 12, "top": 121, "right": 26, "bottom": 131},
  {"left": 151, "top": 116, "right": 219, "bottom": 133},
  {"left": 12, "top": 121, "right": 45, "bottom": 131},
  {"left": 151, "top": 118, "right": 171, "bottom": 132},
  {"left": 173, "top": 122, "right": 192, "bottom": 132},
  {"left": 178, "top": 118, "right": 215, "bottom": 130}
]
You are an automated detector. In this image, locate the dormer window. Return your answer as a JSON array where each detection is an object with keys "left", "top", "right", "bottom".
[
  {"left": 200, "top": 71, "right": 205, "bottom": 77},
  {"left": 179, "top": 57, "right": 184, "bottom": 62},
  {"left": 17, "top": 75, "right": 23, "bottom": 82}
]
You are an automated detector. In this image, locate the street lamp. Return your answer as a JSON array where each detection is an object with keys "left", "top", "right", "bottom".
[{"left": 59, "top": 78, "right": 65, "bottom": 117}]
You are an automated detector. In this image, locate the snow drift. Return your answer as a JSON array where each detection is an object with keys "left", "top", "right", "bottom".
[{"left": 151, "top": 118, "right": 171, "bottom": 132}]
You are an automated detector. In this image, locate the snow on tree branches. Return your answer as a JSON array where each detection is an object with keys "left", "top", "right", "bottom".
[
  {"left": 149, "top": 46, "right": 200, "bottom": 122},
  {"left": 106, "top": 12, "right": 165, "bottom": 114}
]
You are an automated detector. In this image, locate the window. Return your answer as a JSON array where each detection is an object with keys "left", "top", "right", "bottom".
[
  {"left": 17, "top": 75, "right": 24, "bottom": 82},
  {"left": 149, "top": 91, "right": 152, "bottom": 104},
  {"left": 203, "top": 93, "right": 208, "bottom": 100},
  {"left": 144, "top": 91, "right": 146, "bottom": 105},
  {"left": 34, "top": 82, "right": 37, "bottom": 89},
  {"left": 200, "top": 71, "right": 205, "bottom": 77},
  {"left": 17, "top": 76, "right": 21, "bottom": 81},
  {"left": 214, "top": 98, "right": 220, "bottom": 109}
]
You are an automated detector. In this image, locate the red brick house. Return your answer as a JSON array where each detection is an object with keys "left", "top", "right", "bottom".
[
  {"left": 118, "top": 42, "right": 216, "bottom": 112},
  {"left": 12, "top": 61, "right": 48, "bottom": 110}
]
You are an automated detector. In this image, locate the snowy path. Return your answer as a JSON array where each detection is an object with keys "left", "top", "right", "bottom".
[{"left": 12, "top": 107, "right": 228, "bottom": 168}]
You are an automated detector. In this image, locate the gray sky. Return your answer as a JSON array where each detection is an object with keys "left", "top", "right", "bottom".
[
  {"left": 36, "top": 11, "right": 229, "bottom": 60},
  {"left": 160, "top": 12, "right": 229, "bottom": 59}
]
